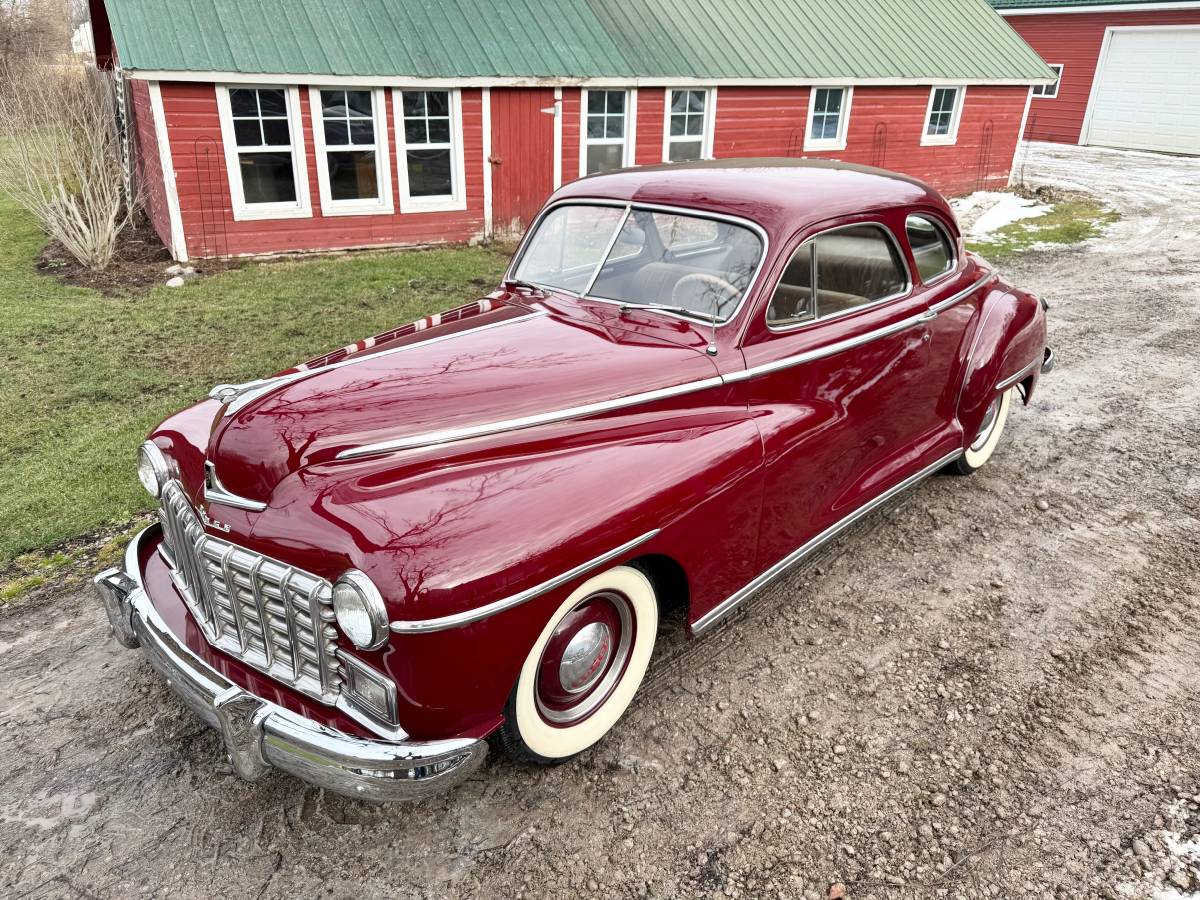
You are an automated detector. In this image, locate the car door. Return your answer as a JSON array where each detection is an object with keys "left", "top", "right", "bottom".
[{"left": 738, "top": 213, "right": 961, "bottom": 575}]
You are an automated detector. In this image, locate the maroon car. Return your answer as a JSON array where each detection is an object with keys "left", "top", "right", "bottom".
[{"left": 95, "top": 159, "right": 1053, "bottom": 800}]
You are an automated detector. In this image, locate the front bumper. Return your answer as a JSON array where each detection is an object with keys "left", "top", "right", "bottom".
[{"left": 94, "top": 525, "right": 487, "bottom": 801}]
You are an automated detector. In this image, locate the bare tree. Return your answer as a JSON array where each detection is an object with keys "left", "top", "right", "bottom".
[
  {"left": 0, "top": 0, "right": 71, "bottom": 69},
  {"left": 0, "top": 63, "right": 136, "bottom": 270}
]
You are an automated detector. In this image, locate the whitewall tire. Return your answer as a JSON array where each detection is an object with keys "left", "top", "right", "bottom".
[
  {"left": 952, "top": 386, "right": 1013, "bottom": 475},
  {"left": 499, "top": 565, "right": 658, "bottom": 764}
]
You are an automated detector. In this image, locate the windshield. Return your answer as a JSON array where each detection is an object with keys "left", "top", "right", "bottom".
[{"left": 512, "top": 204, "right": 764, "bottom": 323}]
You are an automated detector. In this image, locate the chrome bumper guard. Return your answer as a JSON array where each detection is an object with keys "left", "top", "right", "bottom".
[
  {"left": 1041, "top": 346, "right": 1055, "bottom": 374},
  {"left": 94, "top": 526, "right": 487, "bottom": 801}
]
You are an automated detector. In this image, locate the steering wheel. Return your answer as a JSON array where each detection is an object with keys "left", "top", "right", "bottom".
[{"left": 671, "top": 273, "right": 741, "bottom": 320}]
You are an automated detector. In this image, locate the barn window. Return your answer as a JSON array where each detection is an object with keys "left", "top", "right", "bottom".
[
  {"left": 1033, "top": 65, "right": 1063, "bottom": 99},
  {"left": 582, "top": 89, "right": 632, "bottom": 175},
  {"left": 217, "top": 86, "right": 311, "bottom": 220},
  {"left": 921, "top": 86, "right": 966, "bottom": 146},
  {"left": 804, "top": 86, "right": 852, "bottom": 152},
  {"left": 310, "top": 88, "right": 392, "bottom": 215},
  {"left": 395, "top": 89, "right": 467, "bottom": 212},
  {"left": 664, "top": 89, "right": 714, "bottom": 162}
]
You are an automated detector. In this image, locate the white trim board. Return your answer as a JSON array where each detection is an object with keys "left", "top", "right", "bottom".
[
  {"left": 999, "top": 2, "right": 1200, "bottom": 15},
  {"left": 127, "top": 71, "right": 1056, "bottom": 88},
  {"left": 147, "top": 81, "right": 188, "bottom": 261},
  {"left": 1009, "top": 86, "right": 1035, "bottom": 185}
]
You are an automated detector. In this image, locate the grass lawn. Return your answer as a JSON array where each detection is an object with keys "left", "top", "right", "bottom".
[
  {"left": 967, "top": 196, "right": 1119, "bottom": 262},
  {"left": 0, "top": 196, "right": 508, "bottom": 571}
]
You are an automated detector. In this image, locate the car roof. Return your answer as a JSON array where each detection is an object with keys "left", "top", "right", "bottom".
[{"left": 550, "top": 158, "right": 956, "bottom": 239}]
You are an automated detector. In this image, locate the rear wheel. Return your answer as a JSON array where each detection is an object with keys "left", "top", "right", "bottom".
[
  {"left": 498, "top": 565, "right": 658, "bottom": 765},
  {"left": 949, "top": 386, "right": 1013, "bottom": 475}
]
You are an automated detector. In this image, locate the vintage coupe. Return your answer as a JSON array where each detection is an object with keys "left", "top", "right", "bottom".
[{"left": 96, "top": 159, "right": 1052, "bottom": 800}]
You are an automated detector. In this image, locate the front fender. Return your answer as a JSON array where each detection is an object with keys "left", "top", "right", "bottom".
[
  {"left": 244, "top": 391, "right": 762, "bottom": 738},
  {"left": 958, "top": 286, "right": 1046, "bottom": 441}
]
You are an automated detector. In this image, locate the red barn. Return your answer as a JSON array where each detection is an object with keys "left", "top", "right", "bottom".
[
  {"left": 993, "top": 0, "right": 1200, "bottom": 153},
  {"left": 90, "top": 0, "right": 1054, "bottom": 261}
]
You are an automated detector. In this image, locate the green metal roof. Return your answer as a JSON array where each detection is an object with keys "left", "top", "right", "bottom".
[
  {"left": 101, "top": 0, "right": 1055, "bottom": 82},
  {"left": 991, "top": 0, "right": 1168, "bottom": 8}
]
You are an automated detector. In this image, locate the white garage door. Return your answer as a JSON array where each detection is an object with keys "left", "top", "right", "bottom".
[{"left": 1084, "top": 27, "right": 1200, "bottom": 155}]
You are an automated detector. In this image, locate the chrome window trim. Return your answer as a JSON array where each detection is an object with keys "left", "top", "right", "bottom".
[
  {"left": 507, "top": 197, "right": 771, "bottom": 329},
  {"left": 765, "top": 220, "right": 914, "bottom": 334},
  {"left": 928, "top": 270, "right": 996, "bottom": 315},
  {"left": 905, "top": 213, "right": 959, "bottom": 288},
  {"left": 388, "top": 529, "right": 660, "bottom": 633},
  {"left": 692, "top": 449, "right": 963, "bottom": 634}
]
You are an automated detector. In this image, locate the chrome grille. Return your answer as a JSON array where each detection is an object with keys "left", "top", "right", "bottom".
[{"left": 157, "top": 480, "right": 341, "bottom": 704}]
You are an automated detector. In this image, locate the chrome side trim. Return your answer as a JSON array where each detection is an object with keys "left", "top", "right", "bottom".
[
  {"left": 389, "top": 529, "right": 661, "bottom": 634},
  {"left": 210, "top": 310, "right": 548, "bottom": 417},
  {"left": 928, "top": 270, "right": 996, "bottom": 314},
  {"left": 336, "top": 378, "right": 725, "bottom": 460},
  {"left": 203, "top": 462, "right": 268, "bottom": 512},
  {"left": 692, "top": 449, "right": 962, "bottom": 635},
  {"left": 725, "top": 307, "right": 935, "bottom": 383},
  {"left": 995, "top": 353, "right": 1042, "bottom": 391}
]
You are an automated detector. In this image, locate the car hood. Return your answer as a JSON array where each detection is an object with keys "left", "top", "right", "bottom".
[{"left": 205, "top": 298, "right": 720, "bottom": 504}]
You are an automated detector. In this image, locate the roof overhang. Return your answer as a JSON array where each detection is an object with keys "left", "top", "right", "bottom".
[
  {"left": 124, "top": 71, "right": 1056, "bottom": 87},
  {"left": 998, "top": 1, "right": 1200, "bottom": 14}
]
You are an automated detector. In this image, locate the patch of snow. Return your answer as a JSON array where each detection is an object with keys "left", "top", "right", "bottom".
[{"left": 950, "top": 190, "right": 1051, "bottom": 240}]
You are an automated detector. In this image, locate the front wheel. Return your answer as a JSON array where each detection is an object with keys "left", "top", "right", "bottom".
[
  {"left": 497, "top": 565, "right": 658, "bottom": 765},
  {"left": 949, "top": 386, "right": 1013, "bottom": 475}
]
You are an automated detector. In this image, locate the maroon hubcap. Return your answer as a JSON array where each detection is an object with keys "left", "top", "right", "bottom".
[{"left": 535, "top": 591, "right": 634, "bottom": 726}]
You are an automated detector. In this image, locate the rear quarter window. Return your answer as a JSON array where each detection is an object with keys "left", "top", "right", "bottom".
[{"left": 906, "top": 214, "right": 956, "bottom": 283}]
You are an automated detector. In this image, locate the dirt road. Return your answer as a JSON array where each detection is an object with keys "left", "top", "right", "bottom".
[{"left": 3, "top": 142, "right": 1199, "bottom": 900}]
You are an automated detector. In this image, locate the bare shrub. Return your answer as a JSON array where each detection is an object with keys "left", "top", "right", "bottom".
[{"left": 0, "top": 63, "right": 135, "bottom": 270}]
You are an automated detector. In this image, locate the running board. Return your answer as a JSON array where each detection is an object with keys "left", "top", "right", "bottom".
[{"left": 691, "top": 449, "right": 963, "bottom": 635}]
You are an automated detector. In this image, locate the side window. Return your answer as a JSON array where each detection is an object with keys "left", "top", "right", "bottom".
[
  {"left": 905, "top": 215, "right": 956, "bottom": 283},
  {"left": 768, "top": 224, "right": 908, "bottom": 328}
]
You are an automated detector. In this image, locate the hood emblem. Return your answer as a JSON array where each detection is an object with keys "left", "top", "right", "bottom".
[{"left": 198, "top": 507, "right": 232, "bottom": 533}]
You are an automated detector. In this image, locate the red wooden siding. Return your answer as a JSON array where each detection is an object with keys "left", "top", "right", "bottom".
[
  {"left": 561, "top": 88, "right": 582, "bottom": 182},
  {"left": 490, "top": 88, "right": 556, "bottom": 234},
  {"left": 635, "top": 90, "right": 666, "bottom": 166},
  {"left": 128, "top": 79, "right": 172, "bottom": 250},
  {"left": 157, "top": 83, "right": 486, "bottom": 258},
  {"left": 1004, "top": 9, "right": 1200, "bottom": 144}
]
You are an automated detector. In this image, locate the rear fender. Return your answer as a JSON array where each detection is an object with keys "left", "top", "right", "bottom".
[{"left": 957, "top": 287, "right": 1046, "bottom": 441}]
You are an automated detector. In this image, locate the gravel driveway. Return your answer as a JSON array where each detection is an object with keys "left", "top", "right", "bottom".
[{"left": 3, "top": 142, "right": 1199, "bottom": 900}]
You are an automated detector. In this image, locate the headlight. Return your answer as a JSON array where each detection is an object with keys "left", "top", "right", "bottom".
[
  {"left": 332, "top": 570, "right": 388, "bottom": 650},
  {"left": 137, "top": 441, "right": 170, "bottom": 498}
]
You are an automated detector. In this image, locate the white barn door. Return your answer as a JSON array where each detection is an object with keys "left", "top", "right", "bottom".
[{"left": 1083, "top": 27, "right": 1200, "bottom": 155}]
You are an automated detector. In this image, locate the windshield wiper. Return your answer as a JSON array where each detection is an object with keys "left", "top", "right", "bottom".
[
  {"left": 501, "top": 278, "right": 546, "bottom": 294},
  {"left": 617, "top": 300, "right": 719, "bottom": 323}
]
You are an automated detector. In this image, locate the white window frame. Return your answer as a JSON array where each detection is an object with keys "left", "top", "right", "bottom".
[
  {"left": 921, "top": 85, "right": 967, "bottom": 147},
  {"left": 580, "top": 88, "right": 636, "bottom": 177},
  {"left": 308, "top": 87, "right": 393, "bottom": 217},
  {"left": 1032, "top": 64, "right": 1064, "bottom": 99},
  {"left": 393, "top": 88, "right": 467, "bottom": 214},
  {"left": 803, "top": 85, "right": 853, "bottom": 152},
  {"left": 661, "top": 87, "right": 716, "bottom": 162},
  {"left": 216, "top": 84, "right": 311, "bottom": 221}
]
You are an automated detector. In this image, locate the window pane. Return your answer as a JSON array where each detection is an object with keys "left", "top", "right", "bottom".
[
  {"left": 346, "top": 90, "right": 372, "bottom": 116},
  {"left": 327, "top": 150, "right": 378, "bottom": 202},
  {"left": 405, "top": 119, "right": 428, "bottom": 144},
  {"left": 670, "top": 115, "right": 686, "bottom": 137},
  {"left": 257, "top": 89, "right": 287, "bottom": 117},
  {"left": 425, "top": 91, "right": 450, "bottom": 116},
  {"left": 824, "top": 89, "right": 842, "bottom": 113},
  {"left": 261, "top": 117, "right": 291, "bottom": 146},
  {"left": 514, "top": 204, "right": 626, "bottom": 291},
  {"left": 587, "top": 91, "right": 605, "bottom": 114},
  {"left": 906, "top": 215, "right": 955, "bottom": 281},
  {"left": 606, "top": 91, "right": 624, "bottom": 114},
  {"left": 407, "top": 148, "right": 452, "bottom": 196},
  {"left": 670, "top": 90, "right": 687, "bottom": 113},
  {"left": 686, "top": 90, "right": 704, "bottom": 113},
  {"left": 586, "top": 143, "right": 624, "bottom": 174},
  {"left": 238, "top": 152, "right": 297, "bottom": 204},
  {"left": 233, "top": 118, "right": 262, "bottom": 147},
  {"left": 230, "top": 88, "right": 258, "bottom": 117},
  {"left": 814, "top": 225, "right": 907, "bottom": 316},
  {"left": 586, "top": 116, "right": 605, "bottom": 139},
  {"left": 668, "top": 139, "right": 702, "bottom": 162},
  {"left": 324, "top": 118, "right": 349, "bottom": 145},
  {"left": 321, "top": 90, "right": 346, "bottom": 116},
  {"left": 685, "top": 115, "right": 703, "bottom": 136},
  {"left": 768, "top": 244, "right": 814, "bottom": 327},
  {"left": 349, "top": 119, "right": 375, "bottom": 145},
  {"left": 427, "top": 118, "right": 450, "bottom": 143},
  {"left": 402, "top": 92, "right": 425, "bottom": 117},
  {"left": 605, "top": 116, "right": 624, "bottom": 139}
]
